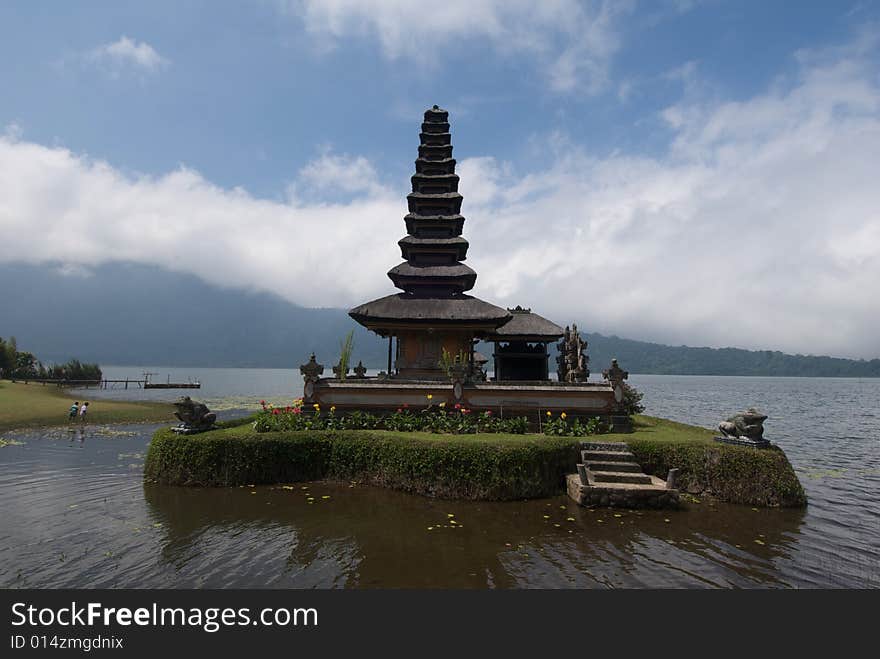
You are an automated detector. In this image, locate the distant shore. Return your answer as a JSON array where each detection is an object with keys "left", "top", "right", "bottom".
[{"left": 0, "top": 379, "right": 172, "bottom": 431}]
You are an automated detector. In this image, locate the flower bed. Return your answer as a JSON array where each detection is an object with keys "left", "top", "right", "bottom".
[{"left": 253, "top": 397, "right": 608, "bottom": 437}]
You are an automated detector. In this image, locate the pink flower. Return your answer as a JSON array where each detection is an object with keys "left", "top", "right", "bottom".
[
  {"left": 486, "top": 410, "right": 492, "bottom": 416},
  {"left": 397, "top": 408, "right": 402, "bottom": 413},
  {"left": 454, "top": 403, "right": 461, "bottom": 410},
  {"left": 272, "top": 409, "right": 280, "bottom": 415}
]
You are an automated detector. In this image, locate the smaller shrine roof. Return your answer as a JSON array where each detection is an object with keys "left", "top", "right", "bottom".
[{"left": 490, "top": 307, "right": 564, "bottom": 342}]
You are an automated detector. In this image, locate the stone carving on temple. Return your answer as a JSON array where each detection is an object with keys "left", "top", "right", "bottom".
[
  {"left": 300, "top": 353, "right": 325, "bottom": 402},
  {"left": 556, "top": 324, "right": 589, "bottom": 382},
  {"left": 353, "top": 361, "right": 368, "bottom": 378}
]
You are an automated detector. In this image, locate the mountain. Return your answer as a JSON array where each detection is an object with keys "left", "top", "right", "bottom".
[
  {"left": 2, "top": 262, "right": 878, "bottom": 376},
  {"left": 0, "top": 262, "right": 386, "bottom": 368}
]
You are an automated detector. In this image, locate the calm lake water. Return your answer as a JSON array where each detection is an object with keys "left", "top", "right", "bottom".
[{"left": 1, "top": 369, "right": 878, "bottom": 588}]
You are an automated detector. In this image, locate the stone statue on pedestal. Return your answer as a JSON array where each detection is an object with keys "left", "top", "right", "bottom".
[
  {"left": 556, "top": 324, "right": 589, "bottom": 383},
  {"left": 716, "top": 408, "right": 770, "bottom": 447},
  {"left": 172, "top": 396, "right": 216, "bottom": 434},
  {"left": 300, "top": 353, "right": 325, "bottom": 403}
]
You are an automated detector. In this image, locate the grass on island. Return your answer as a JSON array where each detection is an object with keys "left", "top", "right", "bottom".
[
  {"left": 630, "top": 414, "right": 715, "bottom": 444},
  {"left": 0, "top": 379, "right": 174, "bottom": 431},
  {"left": 211, "top": 413, "right": 716, "bottom": 445}
]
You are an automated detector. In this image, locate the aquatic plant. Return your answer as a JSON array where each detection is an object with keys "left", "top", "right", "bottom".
[{"left": 336, "top": 330, "right": 355, "bottom": 380}]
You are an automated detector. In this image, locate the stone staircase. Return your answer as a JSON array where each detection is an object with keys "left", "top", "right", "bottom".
[{"left": 566, "top": 441, "right": 679, "bottom": 509}]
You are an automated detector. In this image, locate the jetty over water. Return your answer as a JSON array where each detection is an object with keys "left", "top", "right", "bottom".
[{"left": 25, "top": 372, "right": 200, "bottom": 390}]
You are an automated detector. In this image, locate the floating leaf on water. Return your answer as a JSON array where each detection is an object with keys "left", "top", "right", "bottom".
[
  {"left": 0, "top": 438, "right": 24, "bottom": 447},
  {"left": 554, "top": 523, "right": 561, "bottom": 528},
  {"left": 321, "top": 495, "right": 331, "bottom": 499},
  {"left": 281, "top": 485, "right": 295, "bottom": 490},
  {"left": 664, "top": 519, "right": 670, "bottom": 523},
  {"left": 447, "top": 513, "right": 455, "bottom": 518},
  {"left": 559, "top": 506, "right": 566, "bottom": 510},
  {"left": 427, "top": 527, "right": 433, "bottom": 531},
  {"left": 566, "top": 517, "right": 575, "bottom": 522},
  {"left": 613, "top": 514, "right": 622, "bottom": 518},
  {"left": 543, "top": 515, "right": 550, "bottom": 519},
  {"left": 754, "top": 539, "right": 765, "bottom": 546}
]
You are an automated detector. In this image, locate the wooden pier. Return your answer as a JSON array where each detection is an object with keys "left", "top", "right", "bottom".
[{"left": 27, "top": 372, "right": 200, "bottom": 390}]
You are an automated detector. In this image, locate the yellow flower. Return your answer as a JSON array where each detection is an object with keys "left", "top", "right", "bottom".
[
  {"left": 439, "top": 402, "right": 446, "bottom": 408},
  {"left": 313, "top": 403, "right": 320, "bottom": 410},
  {"left": 546, "top": 411, "right": 552, "bottom": 417},
  {"left": 427, "top": 394, "right": 433, "bottom": 400},
  {"left": 561, "top": 412, "right": 567, "bottom": 419},
  {"left": 330, "top": 406, "right": 336, "bottom": 412}
]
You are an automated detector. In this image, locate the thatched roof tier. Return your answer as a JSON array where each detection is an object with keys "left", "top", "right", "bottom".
[
  {"left": 349, "top": 293, "right": 511, "bottom": 333},
  {"left": 411, "top": 173, "right": 460, "bottom": 194},
  {"left": 398, "top": 236, "right": 469, "bottom": 261},
  {"left": 403, "top": 213, "right": 465, "bottom": 237},
  {"left": 387, "top": 262, "right": 476, "bottom": 292}
]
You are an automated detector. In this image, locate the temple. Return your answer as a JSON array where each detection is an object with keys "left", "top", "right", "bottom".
[
  {"left": 349, "top": 105, "right": 511, "bottom": 380},
  {"left": 301, "top": 106, "right": 628, "bottom": 426}
]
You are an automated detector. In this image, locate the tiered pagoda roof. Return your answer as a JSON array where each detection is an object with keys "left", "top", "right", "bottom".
[{"left": 349, "top": 106, "right": 510, "bottom": 332}]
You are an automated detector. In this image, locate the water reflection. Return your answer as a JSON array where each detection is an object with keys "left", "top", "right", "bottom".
[{"left": 143, "top": 477, "right": 806, "bottom": 588}]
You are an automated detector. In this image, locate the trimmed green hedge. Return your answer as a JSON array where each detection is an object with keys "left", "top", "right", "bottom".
[
  {"left": 628, "top": 438, "right": 806, "bottom": 507},
  {"left": 145, "top": 426, "right": 581, "bottom": 500}
]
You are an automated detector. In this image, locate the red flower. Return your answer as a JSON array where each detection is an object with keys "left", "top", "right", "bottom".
[
  {"left": 403, "top": 403, "right": 409, "bottom": 409},
  {"left": 397, "top": 408, "right": 402, "bottom": 413},
  {"left": 293, "top": 408, "right": 302, "bottom": 415},
  {"left": 486, "top": 410, "right": 492, "bottom": 416},
  {"left": 260, "top": 400, "right": 266, "bottom": 406},
  {"left": 272, "top": 409, "right": 280, "bottom": 415},
  {"left": 454, "top": 403, "right": 461, "bottom": 410}
]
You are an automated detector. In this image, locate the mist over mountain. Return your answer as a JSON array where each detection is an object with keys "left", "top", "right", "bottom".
[{"left": 2, "top": 262, "right": 878, "bottom": 377}]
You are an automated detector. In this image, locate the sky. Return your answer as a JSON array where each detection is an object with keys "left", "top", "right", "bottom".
[{"left": 1, "top": 1, "right": 879, "bottom": 359}]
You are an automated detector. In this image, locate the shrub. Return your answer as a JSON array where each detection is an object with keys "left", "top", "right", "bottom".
[{"left": 145, "top": 427, "right": 581, "bottom": 499}]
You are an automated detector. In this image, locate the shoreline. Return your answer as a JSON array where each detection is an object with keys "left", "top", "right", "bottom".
[{"left": 0, "top": 379, "right": 173, "bottom": 432}]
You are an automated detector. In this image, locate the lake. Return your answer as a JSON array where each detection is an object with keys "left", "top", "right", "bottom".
[{"left": 1, "top": 369, "right": 877, "bottom": 588}]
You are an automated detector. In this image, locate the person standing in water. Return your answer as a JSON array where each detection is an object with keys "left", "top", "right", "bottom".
[
  {"left": 68, "top": 401, "right": 79, "bottom": 424},
  {"left": 79, "top": 401, "right": 89, "bottom": 424}
]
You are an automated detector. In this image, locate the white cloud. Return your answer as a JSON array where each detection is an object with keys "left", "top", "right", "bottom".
[
  {"left": 87, "top": 36, "right": 169, "bottom": 76},
  {"left": 2, "top": 36, "right": 880, "bottom": 358},
  {"left": 283, "top": 0, "right": 628, "bottom": 93}
]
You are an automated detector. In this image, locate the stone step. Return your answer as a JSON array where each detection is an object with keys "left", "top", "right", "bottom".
[
  {"left": 584, "top": 460, "right": 643, "bottom": 473},
  {"left": 581, "top": 449, "right": 636, "bottom": 463},
  {"left": 580, "top": 441, "right": 630, "bottom": 452},
  {"left": 589, "top": 471, "right": 654, "bottom": 485}
]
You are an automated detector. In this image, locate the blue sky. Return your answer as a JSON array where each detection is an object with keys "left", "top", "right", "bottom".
[{"left": 2, "top": 1, "right": 880, "bottom": 358}]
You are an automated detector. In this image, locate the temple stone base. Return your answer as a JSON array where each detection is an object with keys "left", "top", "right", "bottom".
[{"left": 306, "top": 378, "right": 617, "bottom": 419}]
